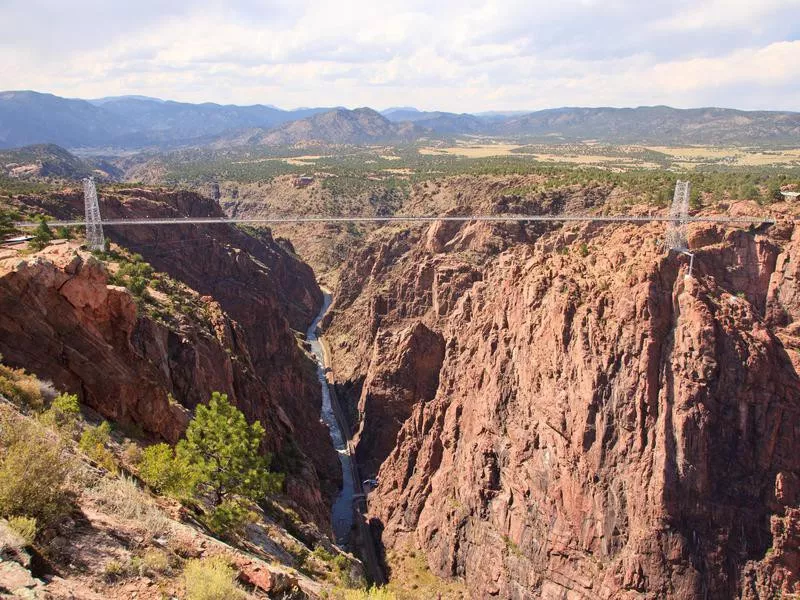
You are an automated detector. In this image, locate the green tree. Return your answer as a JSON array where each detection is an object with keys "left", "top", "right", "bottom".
[
  {"left": 29, "top": 217, "right": 53, "bottom": 251},
  {"left": 0, "top": 209, "right": 19, "bottom": 239},
  {"left": 177, "top": 392, "right": 281, "bottom": 505},
  {"left": 689, "top": 187, "right": 702, "bottom": 210},
  {"left": 740, "top": 183, "right": 760, "bottom": 202},
  {"left": 765, "top": 180, "right": 784, "bottom": 204}
]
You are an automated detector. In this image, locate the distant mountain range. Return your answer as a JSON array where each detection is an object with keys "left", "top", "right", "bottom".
[
  {"left": 1, "top": 90, "right": 798, "bottom": 150},
  {"left": 0, "top": 91, "right": 334, "bottom": 149},
  {"left": 493, "top": 106, "right": 800, "bottom": 145}
]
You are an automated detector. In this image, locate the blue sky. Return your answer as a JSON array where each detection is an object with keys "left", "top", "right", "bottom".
[{"left": 0, "top": 0, "right": 798, "bottom": 112}]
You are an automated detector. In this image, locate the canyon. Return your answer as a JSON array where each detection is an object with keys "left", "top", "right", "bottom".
[
  {"left": 1, "top": 175, "right": 799, "bottom": 598},
  {"left": 321, "top": 178, "right": 800, "bottom": 598}
]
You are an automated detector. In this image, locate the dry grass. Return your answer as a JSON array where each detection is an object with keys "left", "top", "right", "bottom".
[
  {"left": 418, "top": 144, "right": 522, "bottom": 158},
  {"left": 89, "top": 475, "right": 172, "bottom": 539},
  {"left": 647, "top": 145, "right": 800, "bottom": 166},
  {"left": 383, "top": 544, "right": 467, "bottom": 600},
  {"left": 0, "top": 519, "right": 27, "bottom": 558}
]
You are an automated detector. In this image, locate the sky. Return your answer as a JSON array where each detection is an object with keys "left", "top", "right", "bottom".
[{"left": 0, "top": 0, "right": 798, "bottom": 112}]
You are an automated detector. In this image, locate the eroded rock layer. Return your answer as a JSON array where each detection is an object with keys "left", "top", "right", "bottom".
[
  {"left": 325, "top": 180, "right": 800, "bottom": 598},
  {"left": 2, "top": 187, "right": 339, "bottom": 526}
]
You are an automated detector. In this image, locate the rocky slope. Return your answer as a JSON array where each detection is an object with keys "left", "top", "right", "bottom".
[
  {"left": 323, "top": 178, "right": 800, "bottom": 598},
  {"left": 0, "top": 376, "right": 362, "bottom": 599},
  {"left": 0, "top": 187, "right": 340, "bottom": 526},
  {"left": 217, "top": 175, "right": 403, "bottom": 285},
  {"left": 0, "top": 144, "right": 120, "bottom": 180},
  {"left": 271, "top": 108, "right": 420, "bottom": 145}
]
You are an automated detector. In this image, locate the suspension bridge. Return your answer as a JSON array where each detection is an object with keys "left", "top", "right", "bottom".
[{"left": 12, "top": 178, "right": 781, "bottom": 264}]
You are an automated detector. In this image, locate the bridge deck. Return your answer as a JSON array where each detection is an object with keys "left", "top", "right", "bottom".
[{"left": 13, "top": 214, "right": 787, "bottom": 227}]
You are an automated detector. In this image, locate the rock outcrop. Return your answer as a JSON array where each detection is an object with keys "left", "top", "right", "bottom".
[
  {"left": 324, "top": 185, "right": 800, "bottom": 598},
  {"left": 0, "top": 234, "right": 336, "bottom": 526},
  {"left": 353, "top": 322, "right": 445, "bottom": 477}
]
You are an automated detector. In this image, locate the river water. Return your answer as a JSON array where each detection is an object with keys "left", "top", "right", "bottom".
[{"left": 306, "top": 291, "right": 355, "bottom": 546}]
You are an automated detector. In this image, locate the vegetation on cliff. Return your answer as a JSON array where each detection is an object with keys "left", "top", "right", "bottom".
[
  {"left": 0, "top": 357, "right": 371, "bottom": 598},
  {"left": 138, "top": 392, "right": 283, "bottom": 536}
]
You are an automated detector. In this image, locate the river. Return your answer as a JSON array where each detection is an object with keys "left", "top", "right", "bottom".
[{"left": 306, "top": 291, "right": 355, "bottom": 546}]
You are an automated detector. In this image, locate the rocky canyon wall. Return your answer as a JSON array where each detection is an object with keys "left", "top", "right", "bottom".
[
  {"left": 2, "top": 188, "right": 339, "bottom": 526},
  {"left": 324, "top": 178, "right": 800, "bottom": 598}
]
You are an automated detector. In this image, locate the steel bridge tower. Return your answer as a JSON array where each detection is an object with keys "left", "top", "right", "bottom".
[
  {"left": 666, "top": 180, "right": 690, "bottom": 251},
  {"left": 83, "top": 177, "right": 105, "bottom": 252},
  {"left": 665, "top": 180, "right": 694, "bottom": 276}
]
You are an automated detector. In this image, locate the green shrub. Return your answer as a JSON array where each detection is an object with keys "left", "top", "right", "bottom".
[
  {"left": 314, "top": 545, "right": 336, "bottom": 563},
  {"left": 138, "top": 442, "right": 195, "bottom": 497},
  {"left": 7, "top": 516, "right": 37, "bottom": 545},
  {"left": 0, "top": 419, "right": 71, "bottom": 524},
  {"left": 109, "top": 255, "right": 155, "bottom": 301},
  {"left": 79, "top": 421, "right": 117, "bottom": 473},
  {"left": 55, "top": 226, "right": 73, "bottom": 240},
  {"left": 340, "top": 587, "right": 397, "bottom": 600},
  {"left": 183, "top": 556, "right": 246, "bottom": 600},
  {"left": 0, "top": 364, "right": 45, "bottom": 411},
  {"left": 333, "top": 554, "right": 349, "bottom": 571},
  {"left": 291, "top": 545, "right": 310, "bottom": 570},
  {"left": 28, "top": 218, "right": 53, "bottom": 251},
  {"left": 41, "top": 392, "right": 80, "bottom": 430},
  {"left": 79, "top": 420, "right": 110, "bottom": 450}
]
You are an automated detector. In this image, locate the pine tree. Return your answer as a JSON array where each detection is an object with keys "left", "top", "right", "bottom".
[
  {"left": 0, "top": 209, "right": 19, "bottom": 239},
  {"left": 29, "top": 217, "right": 53, "bottom": 250},
  {"left": 176, "top": 392, "right": 281, "bottom": 505}
]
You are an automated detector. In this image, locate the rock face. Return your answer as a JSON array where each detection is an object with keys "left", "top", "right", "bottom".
[
  {"left": 325, "top": 187, "right": 800, "bottom": 598},
  {"left": 0, "top": 195, "right": 338, "bottom": 527},
  {"left": 353, "top": 322, "right": 445, "bottom": 477},
  {"left": 0, "top": 245, "right": 189, "bottom": 443}
]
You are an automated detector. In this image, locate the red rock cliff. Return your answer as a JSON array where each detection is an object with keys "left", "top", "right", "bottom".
[
  {"left": 0, "top": 242, "right": 335, "bottom": 526},
  {"left": 4, "top": 186, "right": 340, "bottom": 526},
  {"left": 325, "top": 181, "right": 800, "bottom": 598}
]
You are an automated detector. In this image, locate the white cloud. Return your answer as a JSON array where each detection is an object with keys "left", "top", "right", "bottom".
[{"left": 0, "top": 0, "right": 797, "bottom": 111}]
